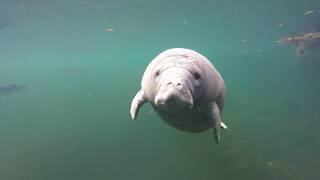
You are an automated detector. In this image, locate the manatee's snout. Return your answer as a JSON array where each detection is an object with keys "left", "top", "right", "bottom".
[{"left": 155, "top": 80, "right": 193, "bottom": 110}]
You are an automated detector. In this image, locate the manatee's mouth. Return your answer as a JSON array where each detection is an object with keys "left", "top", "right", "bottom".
[{"left": 154, "top": 87, "right": 193, "bottom": 111}]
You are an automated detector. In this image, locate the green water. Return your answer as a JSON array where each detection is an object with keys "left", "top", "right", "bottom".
[{"left": 1, "top": 0, "right": 320, "bottom": 179}]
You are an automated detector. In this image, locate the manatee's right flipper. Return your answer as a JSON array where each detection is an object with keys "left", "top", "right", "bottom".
[
  {"left": 210, "top": 102, "right": 227, "bottom": 144},
  {"left": 130, "top": 89, "right": 147, "bottom": 120}
]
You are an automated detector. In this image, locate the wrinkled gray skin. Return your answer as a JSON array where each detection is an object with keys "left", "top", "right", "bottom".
[{"left": 130, "top": 48, "right": 227, "bottom": 143}]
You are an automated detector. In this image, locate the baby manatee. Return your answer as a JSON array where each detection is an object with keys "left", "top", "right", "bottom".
[{"left": 130, "top": 48, "right": 227, "bottom": 143}]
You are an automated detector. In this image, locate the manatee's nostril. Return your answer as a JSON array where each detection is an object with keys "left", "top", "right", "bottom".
[
  {"left": 176, "top": 82, "right": 183, "bottom": 89},
  {"left": 167, "top": 82, "right": 172, "bottom": 85}
]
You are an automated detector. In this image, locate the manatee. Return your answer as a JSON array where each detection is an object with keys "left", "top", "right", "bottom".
[{"left": 130, "top": 48, "right": 227, "bottom": 143}]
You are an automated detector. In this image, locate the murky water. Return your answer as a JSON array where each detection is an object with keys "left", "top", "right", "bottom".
[{"left": 0, "top": 0, "right": 320, "bottom": 179}]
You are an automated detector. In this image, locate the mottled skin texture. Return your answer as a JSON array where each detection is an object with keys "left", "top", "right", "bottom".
[{"left": 130, "top": 48, "right": 227, "bottom": 143}]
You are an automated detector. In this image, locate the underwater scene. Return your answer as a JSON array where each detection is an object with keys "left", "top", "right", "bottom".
[{"left": 0, "top": 0, "right": 320, "bottom": 179}]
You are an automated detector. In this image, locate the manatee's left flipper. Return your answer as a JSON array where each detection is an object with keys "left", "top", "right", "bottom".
[
  {"left": 130, "top": 89, "right": 147, "bottom": 120},
  {"left": 211, "top": 102, "right": 223, "bottom": 144},
  {"left": 221, "top": 122, "right": 228, "bottom": 130}
]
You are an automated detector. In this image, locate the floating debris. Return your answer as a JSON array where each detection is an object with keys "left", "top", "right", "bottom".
[
  {"left": 106, "top": 28, "right": 115, "bottom": 32},
  {"left": 241, "top": 39, "right": 249, "bottom": 42},
  {"left": 278, "top": 32, "right": 320, "bottom": 56},
  {"left": 278, "top": 23, "right": 283, "bottom": 27},
  {"left": 304, "top": 10, "right": 315, "bottom": 15}
]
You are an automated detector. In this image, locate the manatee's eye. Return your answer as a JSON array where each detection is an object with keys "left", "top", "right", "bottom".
[
  {"left": 193, "top": 72, "right": 201, "bottom": 80},
  {"left": 154, "top": 70, "right": 160, "bottom": 78}
]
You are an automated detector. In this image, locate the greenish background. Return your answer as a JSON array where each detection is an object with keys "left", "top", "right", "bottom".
[{"left": 0, "top": 0, "right": 320, "bottom": 179}]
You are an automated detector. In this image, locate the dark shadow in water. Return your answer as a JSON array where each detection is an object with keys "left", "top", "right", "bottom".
[{"left": 0, "top": 84, "right": 27, "bottom": 96}]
